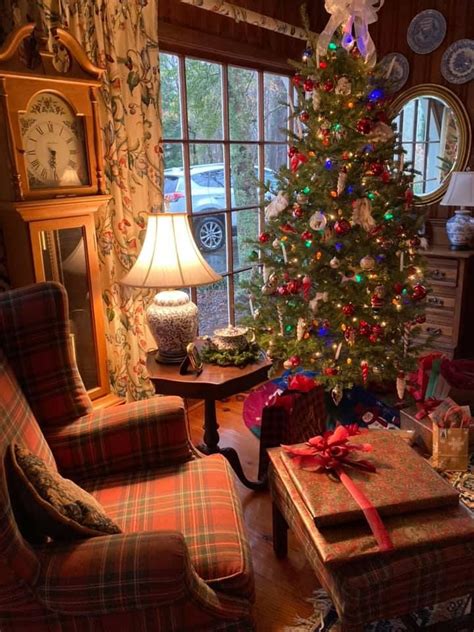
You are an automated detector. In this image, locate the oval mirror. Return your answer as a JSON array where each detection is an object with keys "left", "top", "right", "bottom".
[{"left": 390, "top": 84, "right": 471, "bottom": 205}]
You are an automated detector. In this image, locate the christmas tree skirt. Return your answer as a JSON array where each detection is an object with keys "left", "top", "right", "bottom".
[{"left": 284, "top": 589, "right": 472, "bottom": 632}]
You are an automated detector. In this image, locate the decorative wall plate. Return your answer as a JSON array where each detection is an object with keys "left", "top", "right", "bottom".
[
  {"left": 378, "top": 53, "right": 410, "bottom": 93},
  {"left": 441, "top": 39, "right": 474, "bottom": 84},
  {"left": 407, "top": 10, "right": 446, "bottom": 54}
]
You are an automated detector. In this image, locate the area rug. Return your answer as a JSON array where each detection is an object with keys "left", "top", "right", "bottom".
[{"left": 284, "top": 589, "right": 472, "bottom": 631}]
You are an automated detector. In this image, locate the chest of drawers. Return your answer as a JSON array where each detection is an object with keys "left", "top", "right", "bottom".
[{"left": 419, "top": 247, "right": 474, "bottom": 358}]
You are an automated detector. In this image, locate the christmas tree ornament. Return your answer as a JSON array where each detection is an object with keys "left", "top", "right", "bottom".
[
  {"left": 303, "top": 77, "right": 314, "bottom": 92},
  {"left": 371, "top": 324, "right": 383, "bottom": 337},
  {"left": 280, "top": 223, "right": 297, "bottom": 234},
  {"left": 265, "top": 192, "right": 289, "bottom": 220},
  {"left": 272, "top": 238, "right": 281, "bottom": 249},
  {"left": 334, "top": 218, "right": 351, "bottom": 235},
  {"left": 356, "top": 118, "right": 373, "bottom": 134},
  {"left": 393, "top": 281, "right": 404, "bottom": 294},
  {"left": 322, "top": 80, "right": 334, "bottom": 92},
  {"left": 404, "top": 187, "right": 414, "bottom": 208},
  {"left": 368, "top": 121, "right": 394, "bottom": 143},
  {"left": 415, "top": 314, "right": 426, "bottom": 324},
  {"left": 301, "top": 230, "right": 313, "bottom": 241},
  {"left": 331, "top": 384, "right": 343, "bottom": 405},
  {"left": 368, "top": 333, "right": 378, "bottom": 343},
  {"left": 370, "top": 293, "right": 384, "bottom": 310},
  {"left": 290, "top": 355, "right": 301, "bottom": 367},
  {"left": 352, "top": 197, "right": 376, "bottom": 231},
  {"left": 329, "top": 256, "right": 340, "bottom": 268},
  {"left": 292, "top": 205, "right": 304, "bottom": 218},
  {"left": 323, "top": 366, "right": 338, "bottom": 376},
  {"left": 342, "top": 302, "right": 355, "bottom": 316},
  {"left": 312, "top": 89, "right": 321, "bottom": 111},
  {"left": 296, "top": 192, "right": 309, "bottom": 204},
  {"left": 259, "top": 232, "right": 270, "bottom": 243},
  {"left": 381, "top": 171, "right": 391, "bottom": 183},
  {"left": 360, "top": 255, "right": 376, "bottom": 270},
  {"left": 360, "top": 360, "right": 369, "bottom": 385},
  {"left": 344, "top": 326, "right": 356, "bottom": 345},
  {"left": 280, "top": 241, "right": 288, "bottom": 263},
  {"left": 299, "top": 111, "right": 310, "bottom": 123},
  {"left": 287, "top": 280, "right": 300, "bottom": 294},
  {"left": 369, "top": 161, "right": 384, "bottom": 176},
  {"left": 309, "top": 210, "right": 327, "bottom": 231},
  {"left": 309, "top": 291, "right": 328, "bottom": 313},
  {"left": 263, "top": 266, "right": 274, "bottom": 282},
  {"left": 290, "top": 152, "right": 308, "bottom": 172},
  {"left": 302, "top": 275, "right": 312, "bottom": 300},
  {"left": 335, "top": 76, "right": 352, "bottom": 95},
  {"left": 411, "top": 284, "right": 427, "bottom": 301},
  {"left": 396, "top": 371, "right": 406, "bottom": 399},
  {"left": 288, "top": 146, "right": 298, "bottom": 157},
  {"left": 283, "top": 359, "right": 293, "bottom": 370},
  {"left": 292, "top": 74, "right": 303, "bottom": 87},
  {"left": 335, "top": 341, "right": 343, "bottom": 359},
  {"left": 297, "top": 317, "right": 306, "bottom": 341},
  {"left": 277, "top": 305, "right": 284, "bottom": 335},
  {"left": 337, "top": 169, "right": 348, "bottom": 195},
  {"left": 359, "top": 320, "right": 370, "bottom": 336}
]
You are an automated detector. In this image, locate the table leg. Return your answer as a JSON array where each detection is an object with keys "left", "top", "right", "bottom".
[
  {"left": 272, "top": 502, "right": 288, "bottom": 558},
  {"left": 199, "top": 398, "right": 267, "bottom": 491}
]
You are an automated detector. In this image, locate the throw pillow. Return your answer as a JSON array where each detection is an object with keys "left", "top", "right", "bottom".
[{"left": 7, "top": 444, "right": 122, "bottom": 540}]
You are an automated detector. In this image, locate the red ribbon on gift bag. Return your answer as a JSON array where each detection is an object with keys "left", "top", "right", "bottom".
[{"left": 282, "top": 425, "right": 394, "bottom": 552}]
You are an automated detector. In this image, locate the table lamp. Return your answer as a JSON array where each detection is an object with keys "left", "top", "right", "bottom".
[
  {"left": 121, "top": 212, "right": 221, "bottom": 363},
  {"left": 440, "top": 171, "right": 474, "bottom": 250}
]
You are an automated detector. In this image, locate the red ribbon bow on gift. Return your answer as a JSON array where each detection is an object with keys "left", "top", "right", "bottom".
[
  {"left": 267, "top": 374, "right": 318, "bottom": 414},
  {"left": 283, "top": 425, "right": 394, "bottom": 553}
]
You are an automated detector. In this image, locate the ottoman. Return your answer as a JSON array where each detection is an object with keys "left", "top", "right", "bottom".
[{"left": 268, "top": 447, "right": 474, "bottom": 632}]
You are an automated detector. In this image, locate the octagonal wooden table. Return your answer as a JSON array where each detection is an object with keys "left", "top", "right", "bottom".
[{"left": 146, "top": 346, "right": 272, "bottom": 490}]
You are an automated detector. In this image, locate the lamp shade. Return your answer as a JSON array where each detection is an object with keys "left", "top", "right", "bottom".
[
  {"left": 121, "top": 213, "right": 222, "bottom": 289},
  {"left": 440, "top": 171, "right": 474, "bottom": 207}
]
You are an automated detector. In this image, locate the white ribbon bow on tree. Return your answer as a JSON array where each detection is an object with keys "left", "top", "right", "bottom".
[{"left": 317, "top": 0, "right": 384, "bottom": 66}]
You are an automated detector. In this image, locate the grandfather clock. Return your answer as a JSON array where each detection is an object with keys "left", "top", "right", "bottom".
[{"left": 0, "top": 24, "right": 118, "bottom": 406}]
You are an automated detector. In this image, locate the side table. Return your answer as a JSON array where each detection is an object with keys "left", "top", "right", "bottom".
[{"left": 146, "top": 348, "right": 272, "bottom": 490}]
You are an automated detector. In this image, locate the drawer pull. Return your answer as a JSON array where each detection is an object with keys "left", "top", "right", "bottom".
[
  {"left": 429, "top": 269, "right": 446, "bottom": 279},
  {"left": 427, "top": 296, "right": 444, "bottom": 306},
  {"left": 426, "top": 327, "right": 442, "bottom": 335}
]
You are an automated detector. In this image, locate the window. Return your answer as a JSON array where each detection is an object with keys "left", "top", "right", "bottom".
[{"left": 160, "top": 53, "right": 291, "bottom": 335}]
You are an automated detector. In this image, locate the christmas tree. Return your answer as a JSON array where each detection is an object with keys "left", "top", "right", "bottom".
[{"left": 246, "top": 29, "right": 429, "bottom": 401}]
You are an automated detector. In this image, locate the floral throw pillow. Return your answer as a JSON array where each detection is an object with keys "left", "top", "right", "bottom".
[{"left": 7, "top": 444, "right": 122, "bottom": 540}]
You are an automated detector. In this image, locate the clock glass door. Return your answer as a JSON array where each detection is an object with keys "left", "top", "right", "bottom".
[
  {"left": 20, "top": 92, "right": 90, "bottom": 190},
  {"left": 39, "top": 226, "right": 99, "bottom": 390}
]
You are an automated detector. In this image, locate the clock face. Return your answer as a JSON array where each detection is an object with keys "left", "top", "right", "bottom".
[{"left": 20, "top": 92, "right": 90, "bottom": 189}]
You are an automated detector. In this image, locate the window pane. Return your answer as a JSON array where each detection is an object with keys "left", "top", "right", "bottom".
[
  {"left": 264, "top": 145, "right": 286, "bottom": 185},
  {"left": 230, "top": 144, "right": 259, "bottom": 207},
  {"left": 234, "top": 269, "right": 254, "bottom": 324},
  {"left": 163, "top": 144, "right": 186, "bottom": 211},
  {"left": 189, "top": 144, "right": 225, "bottom": 215},
  {"left": 264, "top": 74, "right": 289, "bottom": 142},
  {"left": 160, "top": 53, "right": 182, "bottom": 140},
  {"left": 233, "top": 208, "right": 259, "bottom": 270},
  {"left": 229, "top": 66, "right": 258, "bottom": 141},
  {"left": 197, "top": 277, "right": 229, "bottom": 335},
  {"left": 426, "top": 141, "right": 441, "bottom": 194},
  {"left": 191, "top": 211, "right": 228, "bottom": 274},
  {"left": 186, "top": 59, "right": 223, "bottom": 140}
]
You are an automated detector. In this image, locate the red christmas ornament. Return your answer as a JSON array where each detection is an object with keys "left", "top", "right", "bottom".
[
  {"left": 369, "top": 225, "right": 383, "bottom": 237},
  {"left": 342, "top": 151, "right": 350, "bottom": 160},
  {"left": 292, "top": 74, "right": 303, "bottom": 87},
  {"left": 359, "top": 320, "right": 370, "bottom": 336},
  {"left": 369, "top": 162, "right": 384, "bottom": 176},
  {"left": 288, "top": 146, "right": 298, "bottom": 157},
  {"left": 323, "top": 367, "right": 338, "bottom": 376},
  {"left": 290, "top": 355, "right": 301, "bottom": 367},
  {"left": 344, "top": 326, "right": 356, "bottom": 344},
  {"left": 278, "top": 285, "right": 289, "bottom": 296},
  {"left": 280, "top": 223, "right": 297, "bottom": 234},
  {"left": 370, "top": 294, "right": 384, "bottom": 310},
  {"left": 356, "top": 118, "right": 373, "bottom": 134},
  {"left": 300, "top": 111, "right": 310, "bottom": 123},
  {"left": 342, "top": 303, "right": 355, "bottom": 316},
  {"left": 302, "top": 275, "right": 312, "bottom": 300},
  {"left": 393, "top": 282, "right": 404, "bottom": 294},
  {"left": 292, "top": 205, "right": 304, "bottom": 218},
  {"left": 319, "top": 60, "right": 328, "bottom": 69},
  {"left": 322, "top": 80, "right": 334, "bottom": 92},
  {"left": 290, "top": 152, "right": 308, "bottom": 172},
  {"left": 334, "top": 219, "right": 351, "bottom": 235},
  {"left": 381, "top": 171, "right": 391, "bottom": 183},
  {"left": 415, "top": 314, "right": 426, "bottom": 324},
  {"left": 360, "top": 360, "right": 369, "bottom": 385},
  {"left": 287, "top": 280, "right": 300, "bottom": 294},
  {"left": 412, "top": 284, "right": 427, "bottom": 301},
  {"left": 371, "top": 324, "right": 383, "bottom": 336},
  {"left": 405, "top": 188, "right": 414, "bottom": 209},
  {"left": 369, "top": 333, "right": 379, "bottom": 344},
  {"left": 322, "top": 137, "right": 330, "bottom": 147},
  {"left": 301, "top": 230, "right": 313, "bottom": 241},
  {"left": 303, "top": 78, "right": 314, "bottom": 92},
  {"left": 258, "top": 232, "right": 270, "bottom": 243}
]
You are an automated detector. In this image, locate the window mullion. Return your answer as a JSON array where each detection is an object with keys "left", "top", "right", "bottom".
[{"left": 222, "top": 64, "right": 233, "bottom": 325}]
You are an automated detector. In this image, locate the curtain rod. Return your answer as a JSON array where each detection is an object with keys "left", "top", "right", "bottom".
[{"left": 179, "top": 0, "right": 318, "bottom": 41}]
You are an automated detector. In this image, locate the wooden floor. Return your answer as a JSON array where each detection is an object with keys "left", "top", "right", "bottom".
[{"left": 187, "top": 395, "right": 321, "bottom": 632}]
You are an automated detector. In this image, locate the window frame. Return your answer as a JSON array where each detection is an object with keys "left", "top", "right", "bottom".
[{"left": 160, "top": 50, "right": 293, "bottom": 330}]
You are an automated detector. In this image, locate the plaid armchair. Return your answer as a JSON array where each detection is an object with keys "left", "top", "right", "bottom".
[{"left": 0, "top": 282, "right": 254, "bottom": 632}]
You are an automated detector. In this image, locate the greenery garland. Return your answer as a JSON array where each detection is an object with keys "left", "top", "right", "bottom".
[{"left": 201, "top": 340, "right": 262, "bottom": 367}]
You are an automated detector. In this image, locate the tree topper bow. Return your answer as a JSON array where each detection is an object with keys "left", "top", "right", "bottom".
[{"left": 317, "top": 0, "right": 384, "bottom": 66}]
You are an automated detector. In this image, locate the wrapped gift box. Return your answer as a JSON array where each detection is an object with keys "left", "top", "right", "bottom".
[
  {"left": 400, "top": 406, "right": 474, "bottom": 454},
  {"left": 280, "top": 431, "right": 459, "bottom": 528}
]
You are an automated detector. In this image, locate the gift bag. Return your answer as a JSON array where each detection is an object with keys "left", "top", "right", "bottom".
[
  {"left": 430, "top": 398, "right": 470, "bottom": 471},
  {"left": 258, "top": 377, "right": 326, "bottom": 479}
]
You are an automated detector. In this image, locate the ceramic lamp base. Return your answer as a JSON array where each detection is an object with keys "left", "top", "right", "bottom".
[
  {"left": 446, "top": 209, "right": 473, "bottom": 251},
  {"left": 147, "top": 290, "right": 198, "bottom": 364}
]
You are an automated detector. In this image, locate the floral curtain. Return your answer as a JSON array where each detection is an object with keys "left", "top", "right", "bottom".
[{"left": 0, "top": 0, "right": 161, "bottom": 400}]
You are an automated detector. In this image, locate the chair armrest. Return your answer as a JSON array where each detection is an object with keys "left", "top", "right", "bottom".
[
  {"left": 35, "top": 532, "right": 251, "bottom": 620},
  {"left": 46, "top": 396, "right": 192, "bottom": 478}
]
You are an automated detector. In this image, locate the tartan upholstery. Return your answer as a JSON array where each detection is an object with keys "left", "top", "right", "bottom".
[
  {"left": 269, "top": 453, "right": 474, "bottom": 629},
  {"left": 0, "top": 282, "right": 93, "bottom": 428},
  {"left": 0, "top": 282, "right": 255, "bottom": 631},
  {"left": 84, "top": 454, "right": 254, "bottom": 597},
  {"left": 46, "top": 396, "right": 192, "bottom": 478},
  {"left": 258, "top": 385, "right": 326, "bottom": 479}
]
